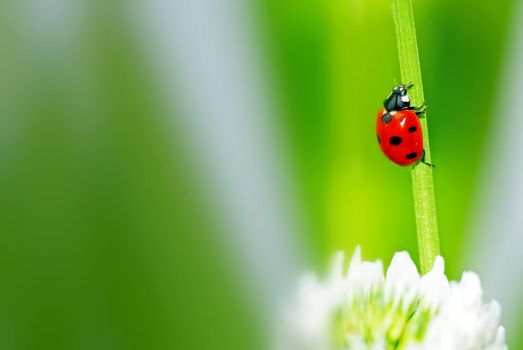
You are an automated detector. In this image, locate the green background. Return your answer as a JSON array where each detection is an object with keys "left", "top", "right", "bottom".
[{"left": 0, "top": 0, "right": 517, "bottom": 348}]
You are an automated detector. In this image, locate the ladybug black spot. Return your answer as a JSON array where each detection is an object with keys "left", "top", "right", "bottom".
[
  {"left": 382, "top": 112, "right": 392, "bottom": 124},
  {"left": 408, "top": 126, "right": 417, "bottom": 133},
  {"left": 377, "top": 135, "right": 381, "bottom": 144},
  {"left": 406, "top": 152, "right": 418, "bottom": 159},
  {"left": 389, "top": 136, "right": 403, "bottom": 146}
]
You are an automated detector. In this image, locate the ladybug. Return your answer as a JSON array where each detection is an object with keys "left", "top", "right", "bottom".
[{"left": 376, "top": 83, "right": 433, "bottom": 167}]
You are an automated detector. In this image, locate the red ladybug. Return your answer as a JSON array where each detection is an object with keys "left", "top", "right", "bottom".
[{"left": 376, "top": 84, "right": 432, "bottom": 166}]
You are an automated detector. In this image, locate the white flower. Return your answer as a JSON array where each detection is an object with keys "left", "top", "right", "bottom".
[{"left": 278, "top": 247, "right": 507, "bottom": 350}]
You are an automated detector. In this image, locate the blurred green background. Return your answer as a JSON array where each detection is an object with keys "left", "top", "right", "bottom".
[{"left": 0, "top": 0, "right": 519, "bottom": 348}]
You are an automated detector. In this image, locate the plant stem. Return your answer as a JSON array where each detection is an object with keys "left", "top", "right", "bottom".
[{"left": 392, "top": 0, "right": 440, "bottom": 274}]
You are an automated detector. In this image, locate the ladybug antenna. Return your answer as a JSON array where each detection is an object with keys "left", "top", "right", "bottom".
[{"left": 405, "top": 81, "right": 414, "bottom": 89}]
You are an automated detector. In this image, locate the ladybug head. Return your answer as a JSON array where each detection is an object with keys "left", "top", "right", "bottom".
[
  {"left": 393, "top": 85, "right": 408, "bottom": 95},
  {"left": 383, "top": 83, "right": 413, "bottom": 111}
]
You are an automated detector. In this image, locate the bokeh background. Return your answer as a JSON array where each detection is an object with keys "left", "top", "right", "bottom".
[{"left": 0, "top": 0, "right": 521, "bottom": 348}]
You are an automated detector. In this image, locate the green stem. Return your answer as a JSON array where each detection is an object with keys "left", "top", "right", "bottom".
[{"left": 392, "top": 0, "right": 440, "bottom": 274}]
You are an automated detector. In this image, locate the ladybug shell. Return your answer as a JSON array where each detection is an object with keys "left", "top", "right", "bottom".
[{"left": 376, "top": 108, "right": 423, "bottom": 166}]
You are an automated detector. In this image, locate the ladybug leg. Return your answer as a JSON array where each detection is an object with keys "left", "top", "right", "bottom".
[
  {"left": 420, "top": 149, "right": 435, "bottom": 168},
  {"left": 408, "top": 103, "right": 426, "bottom": 117}
]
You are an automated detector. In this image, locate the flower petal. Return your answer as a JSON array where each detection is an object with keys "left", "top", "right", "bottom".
[
  {"left": 420, "top": 256, "right": 449, "bottom": 309},
  {"left": 385, "top": 251, "right": 420, "bottom": 306}
]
